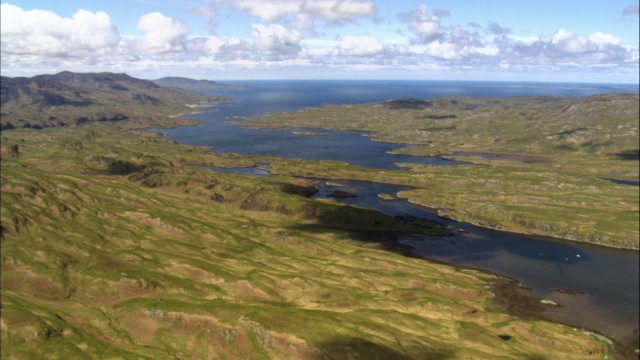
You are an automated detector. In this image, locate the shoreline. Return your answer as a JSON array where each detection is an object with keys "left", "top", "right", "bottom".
[
  {"left": 373, "top": 231, "right": 638, "bottom": 358},
  {"left": 396, "top": 195, "right": 639, "bottom": 251},
  {"left": 141, "top": 102, "right": 638, "bottom": 355},
  {"left": 485, "top": 272, "right": 638, "bottom": 359}
]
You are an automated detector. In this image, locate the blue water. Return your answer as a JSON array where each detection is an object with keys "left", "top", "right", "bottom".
[
  {"left": 154, "top": 80, "right": 638, "bottom": 170},
  {"left": 150, "top": 80, "right": 639, "bottom": 345}
]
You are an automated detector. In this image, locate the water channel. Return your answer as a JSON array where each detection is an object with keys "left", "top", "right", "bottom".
[{"left": 150, "top": 80, "right": 639, "bottom": 350}]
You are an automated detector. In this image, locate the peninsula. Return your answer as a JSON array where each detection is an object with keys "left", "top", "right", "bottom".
[{"left": 245, "top": 94, "right": 640, "bottom": 249}]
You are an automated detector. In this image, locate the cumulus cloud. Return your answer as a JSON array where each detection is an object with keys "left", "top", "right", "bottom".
[
  {"left": 204, "top": 36, "right": 250, "bottom": 55},
  {"left": 339, "top": 35, "right": 384, "bottom": 56},
  {"left": 252, "top": 24, "right": 303, "bottom": 57},
  {"left": 426, "top": 41, "right": 470, "bottom": 61},
  {"left": 0, "top": 3, "right": 120, "bottom": 57},
  {"left": 487, "top": 28, "right": 631, "bottom": 67},
  {"left": 215, "top": 0, "right": 376, "bottom": 30},
  {"left": 1, "top": 2, "right": 637, "bottom": 82},
  {"left": 399, "top": 5, "right": 442, "bottom": 43},
  {"left": 551, "top": 29, "right": 595, "bottom": 53},
  {"left": 302, "top": 0, "right": 376, "bottom": 22},
  {"left": 221, "top": 0, "right": 299, "bottom": 23},
  {"left": 137, "top": 12, "right": 189, "bottom": 54},
  {"left": 549, "top": 28, "right": 624, "bottom": 61}
]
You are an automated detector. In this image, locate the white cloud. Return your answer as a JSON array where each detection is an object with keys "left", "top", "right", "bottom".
[
  {"left": 588, "top": 32, "right": 621, "bottom": 46},
  {"left": 340, "top": 35, "right": 384, "bottom": 56},
  {"left": 552, "top": 29, "right": 595, "bottom": 53},
  {"left": 205, "top": 36, "right": 248, "bottom": 54},
  {"left": 399, "top": 5, "right": 441, "bottom": 44},
  {"left": 0, "top": 4, "right": 120, "bottom": 57},
  {"left": 549, "top": 29, "right": 626, "bottom": 63},
  {"left": 302, "top": 0, "right": 376, "bottom": 22},
  {"left": 427, "top": 41, "right": 470, "bottom": 61},
  {"left": 215, "top": 0, "right": 375, "bottom": 30},
  {"left": 137, "top": 12, "right": 189, "bottom": 54},
  {"left": 0, "top": 3, "right": 637, "bottom": 82},
  {"left": 221, "top": 0, "right": 299, "bottom": 23},
  {"left": 252, "top": 24, "right": 303, "bottom": 56}
]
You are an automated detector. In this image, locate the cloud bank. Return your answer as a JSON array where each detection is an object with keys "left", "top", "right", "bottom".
[{"left": 1, "top": 2, "right": 638, "bottom": 82}]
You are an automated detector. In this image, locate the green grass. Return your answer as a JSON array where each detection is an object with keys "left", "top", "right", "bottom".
[
  {"left": 242, "top": 93, "right": 639, "bottom": 248},
  {"left": 0, "top": 125, "right": 616, "bottom": 359}
]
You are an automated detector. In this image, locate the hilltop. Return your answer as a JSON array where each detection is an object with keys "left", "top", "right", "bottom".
[{"left": 0, "top": 71, "right": 227, "bottom": 130}]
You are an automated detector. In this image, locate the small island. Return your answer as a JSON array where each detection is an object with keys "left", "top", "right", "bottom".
[{"left": 377, "top": 193, "right": 395, "bottom": 200}]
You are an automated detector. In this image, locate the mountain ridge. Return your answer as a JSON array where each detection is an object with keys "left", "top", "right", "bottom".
[{"left": 0, "top": 71, "right": 228, "bottom": 130}]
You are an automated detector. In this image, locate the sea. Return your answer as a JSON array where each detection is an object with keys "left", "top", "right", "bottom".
[{"left": 149, "top": 80, "right": 640, "bottom": 348}]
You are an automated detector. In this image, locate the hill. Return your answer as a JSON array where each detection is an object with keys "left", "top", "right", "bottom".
[
  {"left": 0, "top": 71, "right": 227, "bottom": 130},
  {"left": 0, "top": 72, "right": 620, "bottom": 358},
  {"left": 0, "top": 126, "right": 614, "bottom": 359},
  {"left": 152, "top": 76, "right": 243, "bottom": 91}
]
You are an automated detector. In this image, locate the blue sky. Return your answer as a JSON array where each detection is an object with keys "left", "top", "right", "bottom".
[{"left": 1, "top": 0, "right": 638, "bottom": 82}]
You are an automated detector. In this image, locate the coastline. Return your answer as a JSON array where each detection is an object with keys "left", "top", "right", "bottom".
[
  {"left": 397, "top": 195, "right": 640, "bottom": 251},
  {"left": 141, "top": 99, "right": 638, "bottom": 356}
]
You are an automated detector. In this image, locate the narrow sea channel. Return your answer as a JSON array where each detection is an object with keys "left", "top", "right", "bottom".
[{"left": 150, "top": 80, "right": 639, "bottom": 350}]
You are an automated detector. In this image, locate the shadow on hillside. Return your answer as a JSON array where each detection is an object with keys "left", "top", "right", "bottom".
[
  {"left": 289, "top": 223, "right": 421, "bottom": 257},
  {"left": 106, "top": 160, "right": 145, "bottom": 175},
  {"left": 315, "top": 337, "right": 455, "bottom": 360},
  {"left": 613, "top": 149, "right": 639, "bottom": 161}
]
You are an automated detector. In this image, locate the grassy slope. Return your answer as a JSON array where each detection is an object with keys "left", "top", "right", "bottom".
[
  {"left": 0, "top": 72, "right": 227, "bottom": 130},
  {"left": 1, "top": 126, "right": 612, "bottom": 359},
  {"left": 245, "top": 94, "right": 640, "bottom": 249}
]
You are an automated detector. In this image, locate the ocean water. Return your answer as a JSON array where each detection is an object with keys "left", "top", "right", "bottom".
[{"left": 150, "top": 80, "right": 639, "bottom": 346}]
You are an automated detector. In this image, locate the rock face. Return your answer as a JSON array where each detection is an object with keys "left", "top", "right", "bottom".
[{"left": 0, "top": 71, "right": 224, "bottom": 130}]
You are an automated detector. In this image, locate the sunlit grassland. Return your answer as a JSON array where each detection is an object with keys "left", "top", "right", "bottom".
[
  {"left": 0, "top": 126, "right": 612, "bottom": 359},
  {"left": 245, "top": 94, "right": 639, "bottom": 249}
]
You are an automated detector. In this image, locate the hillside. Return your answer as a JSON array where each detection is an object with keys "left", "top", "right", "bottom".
[
  {"left": 152, "top": 76, "right": 243, "bottom": 91},
  {"left": 0, "top": 71, "right": 228, "bottom": 130},
  {"left": 247, "top": 93, "right": 639, "bottom": 156},
  {"left": 0, "top": 126, "right": 614, "bottom": 359},
  {"left": 0, "top": 72, "right": 621, "bottom": 358}
]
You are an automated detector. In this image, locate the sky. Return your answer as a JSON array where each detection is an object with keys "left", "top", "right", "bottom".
[{"left": 1, "top": 0, "right": 639, "bottom": 83}]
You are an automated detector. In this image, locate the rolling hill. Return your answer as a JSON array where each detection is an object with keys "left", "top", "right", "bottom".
[{"left": 0, "top": 71, "right": 227, "bottom": 130}]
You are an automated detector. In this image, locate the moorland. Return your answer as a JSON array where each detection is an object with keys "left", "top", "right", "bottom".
[
  {"left": 0, "top": 72, "right": 636, "bottom": 359},
  {"left": 246, "top": 94, "right": 640, "bottom": 249}
]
